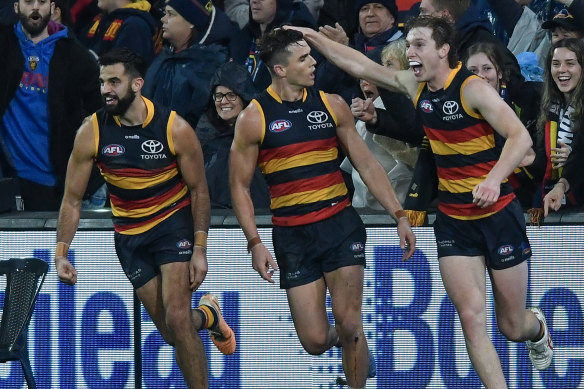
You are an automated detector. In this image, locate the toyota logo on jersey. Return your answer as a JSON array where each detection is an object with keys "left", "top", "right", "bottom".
[{"left": 141, "top": 140, "right": 164, "bottom": 154}]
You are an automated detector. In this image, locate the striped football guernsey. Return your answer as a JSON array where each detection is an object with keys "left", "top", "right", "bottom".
[
  {"left": 253, "top": 86, "right": 350, "bottom": 226},
  {"left": 414, "top": 63, "right": 515, "bottom": 220},
  {"left": 93, "top": 97, "right": 190, "bottom": 234}
]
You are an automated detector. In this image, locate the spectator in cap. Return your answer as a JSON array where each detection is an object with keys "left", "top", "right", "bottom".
[
  {"left": 77, "top": 0, "right": 157, "bottom": 64},
  {"left": 487, "top": 0, "right": 584, "bottom": 67},
  {"left": 142, "top": 0, "right": 241, "bottom": 129},
  {"left": 542, "top": 8, "right": 584, "bottom": 41}
]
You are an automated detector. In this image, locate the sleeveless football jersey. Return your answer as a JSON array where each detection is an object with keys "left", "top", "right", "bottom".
[
  {"left": 94, "top": 97, "right": 190, "bottom": 234},
  {"left": 253, "top": 87, "right": 350, "bottom": 226},
  {"left": 414, "top": 63, "right": 515, "bottom": 220}
]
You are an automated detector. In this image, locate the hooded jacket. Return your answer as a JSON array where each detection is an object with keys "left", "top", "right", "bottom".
[
  {"left": 143, "top": 7, "right": 238, "bottom": 128},
  {"left": 456, "top": 3, "right": 525, "bottom": 106},
  {"left": 0, "top": 22, "right": 102, "bottom": 186},
  {"left": 79, "top": 0, "right": 157, "bottom": 64},
  {"left": 195, "top": 62, "right": 270, "bottom": 209}
]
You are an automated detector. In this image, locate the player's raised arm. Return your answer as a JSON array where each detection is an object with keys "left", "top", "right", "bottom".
[{"left": 284, "top": 25, "right": 418, "bottom": 97}]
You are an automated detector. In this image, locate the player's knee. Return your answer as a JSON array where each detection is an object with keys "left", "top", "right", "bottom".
[
  {"left": 299, "top": 334, "right": 330, "bottom": 355},
  {"left": 336, "top": 319, "right": 363, "bottom": 345},
  {"left": 158, "top": 329, "right": 175, "bottom": 346},
  {"left": 457, "top": 309, "right": 486, "bottom": 340},
  {"left": 164, "top": 307, "right": 191, "bottom": 340},
  {"left": 498, "top": 317, "right": 524, "bottom": 342}
]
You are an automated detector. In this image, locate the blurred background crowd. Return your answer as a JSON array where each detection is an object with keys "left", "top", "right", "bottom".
[{"left": 1, "top": 0, "right": 583, "bottom": 225}]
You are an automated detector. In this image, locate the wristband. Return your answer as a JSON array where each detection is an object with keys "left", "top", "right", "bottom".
[
  {"left": 194, "top": 230, "right": 208, "bottom": 249},
  {"left": 56, "top": 242, "right": 69, "bottom": 257},
  {"left": 394, "top": 209, "right": 407, "bottom": 221},
  {"left": 247, "top": 236, "right": 262, "bottom": 253}
]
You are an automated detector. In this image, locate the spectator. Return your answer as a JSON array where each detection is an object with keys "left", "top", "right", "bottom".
[
  {"left": 343, "top": 76, "right": 416, "bottom": 207},
  {"left": 241, "top": 0, "right": 317, "bottom": 91},
  {"left": 344, "top": 40, "right": 417, "bottom": 207},
  {"left": 224, "top": 0, "right": 324, "bottom": 30},
  {"left": 353, "top": 0, "right": 402, "bottom": 60},
  {"left": 487, "top": 0, "right": 584, "bottom": 67},
  {"left": 143, "top": 0, "right": 237, "bottom": 130},
  {"left": 528, "top": 38, "right": 584, "bottom": 221},
  {"left": 418, "top": 0, "right": 525, "bottom": 98},
  {"left": 78, "top": 0, "right": 157, "bottom": 64},
  {"left": 465, "top": 42, "right": 541, "bottom": 141},
  {"left": 51, "top": 0, "right": 72, "bottom": 27},
  {"left": 318, "top": 0, "right": 403, "bottom": 99},
  {"left": 464, "top": 42, "right": 540, "bottom": 208},
  {"left": 0, "top": 0, "right": 102, "bottom": 211},
  {"left": 196, "top": 61, "right": 270, "bottom": 209}
]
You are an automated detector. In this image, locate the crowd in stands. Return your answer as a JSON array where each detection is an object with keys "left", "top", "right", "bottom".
[{"left": 0, "top": 0, "right": 583, "bottom": 222}]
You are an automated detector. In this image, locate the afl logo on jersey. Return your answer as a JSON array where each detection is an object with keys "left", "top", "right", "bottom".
[
  {"left": 102, "top": 144, "right": 125, "bottom": 156},
  {"left": 176, "top": 239, "right": 192, "bottom": 249},
  {"left": 269, "top": 119, "right": 292, "bottom": 133},
  {"left": 498, "top": 244, "right": 514, "bottom": 255},
  {"left": 420, "top": 100, "right": 433, "bottom": 113}
]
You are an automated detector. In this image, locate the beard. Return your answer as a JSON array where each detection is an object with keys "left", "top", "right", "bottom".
[
  {"left": 103, "top": 87, "right": 136, "bottom": 116},
  {"left": 18, "top": 9, "right": 51, "bottom": 37}
]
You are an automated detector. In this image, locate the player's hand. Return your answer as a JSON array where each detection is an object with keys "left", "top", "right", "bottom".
[
  {"left": 318, "top": 23, "right": 349, "bottom": 45},
  {"left": 551, "top": 141, "right": 571, "bottom": 169},
  {"left": 55, "top": 256, "right": 78, "bottom": 285},
  {"left": 251, "top": 244, "right": 279, "bottom": 283},
  {"left": 472, "top": 179, "right": 500, "bottom": 208},
  {"left": 351, "top": 97, "right": 376, "bottom": 123},
  {"left": 189, "top": 247, "right": 208, "bottom": 291},
  {"left": 544, "top": 184, "right": 564, "bottom": 216},
  {"left": 397, "top": 218, "right": 416, "bottom": 260}
]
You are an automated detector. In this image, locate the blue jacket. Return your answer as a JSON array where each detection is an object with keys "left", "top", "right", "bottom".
[
  {"left": 0, "top": 21, "right": 102, "bottom": 186},
  {"left": 142, "top": 8, "right": 238, "bottom": 128}
]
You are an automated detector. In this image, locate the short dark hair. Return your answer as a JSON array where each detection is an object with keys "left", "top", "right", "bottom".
[
  {"left": 405, "top": 16, "right": 458, "bottom": 68},
  {"left": 98, "top": 48, "right": 147, "bottom": 79},
  {"left": 257, "top": 29, "right": 305, "bottom": 74},
  {"left": 429, "top": 0, "right": 470, "bottom": 22}
]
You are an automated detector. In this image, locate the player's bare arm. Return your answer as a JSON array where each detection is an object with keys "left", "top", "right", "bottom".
[
  {"left": 464, "top": 78, "right": 533, "bottom": 207},
  {"left": 329, "top": 93, "right": 416, "bottom": 259},
  {"left": 172, "top": 114, "right": 211, "bottom": 290},
  {"left": 284, "top": 26, "right": 417, "bottom": 97},
  {"left": 230, "top": 103, "right": 279, "bottom": 282},
  {"left": 55, "top": 116, "right": 97, "bottom": 285}
]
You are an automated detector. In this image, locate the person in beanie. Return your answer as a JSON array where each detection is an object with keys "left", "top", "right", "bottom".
[
  {"left": 353, "top": 0, "right": 401, "bottom": 59},
  {"left": 142, "top": 0, "right": 239, "bottom": 128}
]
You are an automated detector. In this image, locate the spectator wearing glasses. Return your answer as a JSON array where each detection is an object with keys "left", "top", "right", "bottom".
[{"left": 195, "top": 61, "right": 270, "bottom": 209}]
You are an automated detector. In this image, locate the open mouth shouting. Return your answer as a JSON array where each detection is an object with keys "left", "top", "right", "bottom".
[{"left": 409, "top": 61, "right": 422, "bottom": 76}]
